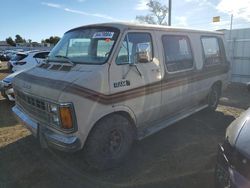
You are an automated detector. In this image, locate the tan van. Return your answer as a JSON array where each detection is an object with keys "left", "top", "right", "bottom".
[{"left": 12, "top": 23, "right": 230, "bottom": 169}]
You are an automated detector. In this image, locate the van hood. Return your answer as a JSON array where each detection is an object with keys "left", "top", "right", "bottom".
[
  {"left": 13, "top": 64, "right": 107, "bottom": 101},
  {"left": 226, "top": 108, "right": 250, "bottom": 157}
]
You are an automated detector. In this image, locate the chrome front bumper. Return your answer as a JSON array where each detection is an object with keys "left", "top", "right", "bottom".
[{"left": 12, "top": 105, "right": 81, "bottom": 152}]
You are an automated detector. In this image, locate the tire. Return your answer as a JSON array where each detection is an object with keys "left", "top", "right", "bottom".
[
  {"left": 84, "top": 114, "right": 134, "bottom": 170},
  {"left": 207, "top": 85, "right": 221, "bottom": 112}
]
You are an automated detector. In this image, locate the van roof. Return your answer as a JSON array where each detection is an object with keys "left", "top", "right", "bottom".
[{"left": 67, "top": 22, "right": 224, "bottom": 35}]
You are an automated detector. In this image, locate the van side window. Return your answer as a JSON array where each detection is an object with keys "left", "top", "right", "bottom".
[
  {"left": 116, "top": 33, "right": 153, "bottom": 65},
  {"left": 201, "top": 37, "right": 223, "bottom": 65},
  {"left": 162, "top": 35, "right": 193, "bottom": 72}
]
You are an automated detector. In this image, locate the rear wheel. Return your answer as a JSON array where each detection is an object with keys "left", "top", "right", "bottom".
[
  {"left": 84, "top": 114, "right": 134, "bottom": 170},
  {"left": 207, "top": 85, "right": 221, "bottom": 112}
]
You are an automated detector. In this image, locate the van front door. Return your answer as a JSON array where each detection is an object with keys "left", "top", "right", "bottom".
[{"left": 109, "top": 31, "right": 163, "bottom": 126}]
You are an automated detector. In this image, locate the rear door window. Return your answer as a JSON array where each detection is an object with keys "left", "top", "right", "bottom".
[
  {"left": 162, "top": 35, "right": 193, "bottom": 72},
  {"left": 201, "top": 37, "right": 224, "bottom": 66}
]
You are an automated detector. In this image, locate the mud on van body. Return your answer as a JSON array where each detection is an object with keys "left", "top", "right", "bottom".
[{"left": 12, "top": 23, "right": 230, "bottom": 169}]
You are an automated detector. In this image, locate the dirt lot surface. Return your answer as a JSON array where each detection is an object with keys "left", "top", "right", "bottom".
[{"left": 0, "top": 61, "right": 249, "bottom": 188}]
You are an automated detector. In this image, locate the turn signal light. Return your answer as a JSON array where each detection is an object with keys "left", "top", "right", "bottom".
[{"left": 59, "top": 106, "right": 73, "bottom": 129}]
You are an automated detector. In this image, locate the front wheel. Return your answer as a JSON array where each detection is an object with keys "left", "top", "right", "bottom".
[
  {"left": 207, "top": 86, "right": 221, "bottom": 112},
  {"left": 84, "top": 114, "right": 134, "bottom": 170}
]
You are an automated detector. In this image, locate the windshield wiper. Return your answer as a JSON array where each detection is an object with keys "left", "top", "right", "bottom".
[{"left": 54, "top": 55, "right": 75, "bottom": 66}]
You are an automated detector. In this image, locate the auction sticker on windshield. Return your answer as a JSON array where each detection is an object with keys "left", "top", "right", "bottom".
[{"left": 93, "top": 32, "right": 114, "bottom": 39}]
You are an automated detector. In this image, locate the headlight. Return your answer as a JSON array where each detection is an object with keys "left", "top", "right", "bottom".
[
  {"left": 48, "top": 103, "right": 60, "bottom": 126},
  {"left": 49, "top": 104, "right": 58, "bottom": 113},
  {"left": 52, "top": 114, "right": 60, "bottom": 124}
]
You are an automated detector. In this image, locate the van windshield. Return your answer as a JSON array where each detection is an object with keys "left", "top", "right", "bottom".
[{"left": 48, "top": 27, "right": 119, "bottom": 64}]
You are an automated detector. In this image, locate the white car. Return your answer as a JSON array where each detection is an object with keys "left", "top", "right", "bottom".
[
  {"left": 1, "top": 51, "right": 50, "bottom": 101},
  {"left": 0, "top": 70, "right": 24, "bottom": 101},
  {"left": 11, "top": 51, "right": 49, "bottom": 72},
  {"left": 8, "top": 52, "right": 28, "bottom": 71}
]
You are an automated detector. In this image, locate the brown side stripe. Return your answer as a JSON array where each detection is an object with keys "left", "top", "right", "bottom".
[{"left": 16, "top": 66, "right": 229, "bottom": 105}]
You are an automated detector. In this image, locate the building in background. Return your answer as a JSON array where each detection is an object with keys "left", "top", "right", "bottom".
[
  {"left": 0, "top": 41, "right": 11, "bottom": 50},
  {"left": 223, "top": 28, "right": 250, "bottom": 84},
  {"left": 0, "top": 41, "right": 52, "bottom": 52}
]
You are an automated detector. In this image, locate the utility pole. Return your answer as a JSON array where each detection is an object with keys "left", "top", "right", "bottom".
[
  {"left": 168, "top": 0, "right": 172, "bottom": 26},
  {"left": 229, "top": 14, "right": 234, "bottom": 82},
  {"left": 229, "top": 14, "right": 233, "bottom": 34},
  {"left": 229, "top": 14, "right": 234, "bottom": 57}
]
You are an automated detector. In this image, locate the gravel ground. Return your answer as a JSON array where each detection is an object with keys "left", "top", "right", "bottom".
[{"left": 0, "top": 62, "right": 249, "bottom": 188}]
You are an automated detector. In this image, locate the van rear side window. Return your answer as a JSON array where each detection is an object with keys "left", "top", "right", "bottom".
[
  {"left": 162, "top": 35, "right": 193, "bottom": 72},
  {"left": 201, "top": 37, "right": 223, "bottom": 66}
]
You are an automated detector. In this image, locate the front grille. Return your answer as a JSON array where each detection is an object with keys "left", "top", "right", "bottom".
[{"left": 15, "top": 90, "right": 50, "bottom": 123}]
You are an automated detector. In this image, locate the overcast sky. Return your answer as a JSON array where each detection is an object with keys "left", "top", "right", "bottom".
[{"left": 0, "top": 0, "right": 250, "bottom": 42}]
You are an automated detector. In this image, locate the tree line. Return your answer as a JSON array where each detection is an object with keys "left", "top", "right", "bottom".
[{"left": 5, "top": 35, "right": 60, "bottom": 47}]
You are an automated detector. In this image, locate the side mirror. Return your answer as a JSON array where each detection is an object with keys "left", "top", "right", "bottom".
[{"left": 136, "top": 43, "right": 151, "bottom": 63}]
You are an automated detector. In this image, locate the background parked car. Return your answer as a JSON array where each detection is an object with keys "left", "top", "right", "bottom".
[
  {"left": 7, "top": 52, "right": 28, "bottom": 71},
  {"left": 0, "top": 70, "right": 23, "bottom": 101},
  {"left": 11, "top": 51, "right": 49, "bottom": 72},
  {"left": 1, "top": 51, "right": 50, "bottom": 101},
  {"left": 1, "top": 51, "right": 12, "bottom": 61},
  {"left": 6, "top": 50, "right": 22, "bottom": 61},
  {"left": 0, "top": 51, "right": 6, "bottom": 61},
  {"left": 215, "top": 108, "right": 250, "bottom": 188}
]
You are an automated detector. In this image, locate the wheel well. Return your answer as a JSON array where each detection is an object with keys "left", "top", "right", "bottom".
[
  {"left": 212, "top": 81, "right": 222, "bottom": 95},
  {"left": 113, "top": 111, "right": 137, "bottom": 139},
  {"left": 92, "top": 111, "right": 137, "bottom": 139}
]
